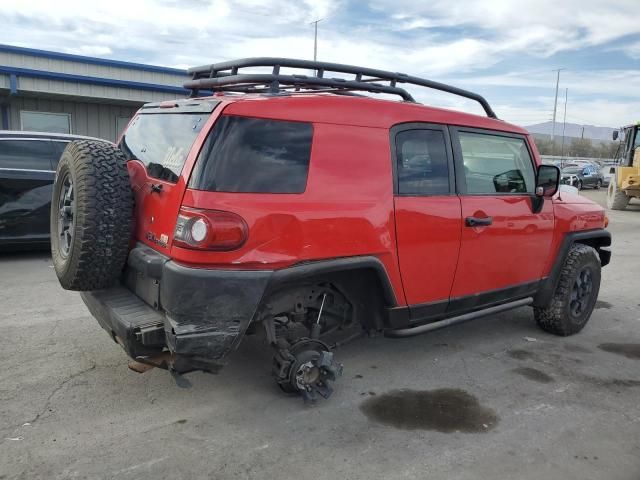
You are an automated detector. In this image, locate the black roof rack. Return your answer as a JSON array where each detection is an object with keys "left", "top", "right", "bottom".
[{"left": 185, "top": 58, "right": 498, "bottom": 119}]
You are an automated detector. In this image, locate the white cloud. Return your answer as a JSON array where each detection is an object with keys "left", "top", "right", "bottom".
[
  {"left": 73, "top": 45, "right": 113, "bottom": 56},
  {"left": 374, "top": 0, "right": 640, "bottom": 56},
  {"left": 0, "top": 0, "right": 638, "bottom": 127},
  {"left": 451, "top": 70, "right": 640, "bottom": 99},
  {"left": 622, "top": 41, "right": 640, "bottom": 59}
]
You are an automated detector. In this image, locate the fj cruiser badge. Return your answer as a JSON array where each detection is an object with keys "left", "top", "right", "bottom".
[{"left": 146, "top": 231, "right": 169, "bottom": 247}]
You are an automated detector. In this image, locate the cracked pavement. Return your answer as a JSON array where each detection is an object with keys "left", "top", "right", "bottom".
[{"left": 1, "top": 190, "right": 640, "bottom": 480}]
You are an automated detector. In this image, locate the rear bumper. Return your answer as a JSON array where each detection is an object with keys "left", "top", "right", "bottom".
[{"left": 81, "top": 244, "right": 272, "bottom": 373}]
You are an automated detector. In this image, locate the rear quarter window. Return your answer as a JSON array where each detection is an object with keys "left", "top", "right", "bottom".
[{"left": 189, "top": 116, "right": 313, "bottom": 193}]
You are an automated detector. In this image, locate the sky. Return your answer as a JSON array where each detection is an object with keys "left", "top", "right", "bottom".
[{"left": 1, "top": 0, "right": 639, "bottom": 127}]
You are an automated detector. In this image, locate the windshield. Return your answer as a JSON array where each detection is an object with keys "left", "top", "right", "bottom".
[
  {"left": 119, "top": 113, "right": 207, "bottom": 183},
  {"left": 562, "top": 167, "right": 581, "bottom": 174}
]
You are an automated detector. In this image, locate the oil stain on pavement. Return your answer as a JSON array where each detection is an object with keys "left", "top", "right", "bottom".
[
  {"left": 507, "top": 349, "right": 538, "bottom": 361},
  {"left": 512, "top": 367, "right": 554, "bottom": 383},
  {"left": 598, "top": 343, "right": 640, "bottom": 360},
  {"left": 595, "top": 300, "right": 612, "bottom": 309},
  {"left": 360, "top": 388, "right": 498, "bottom": 432}
]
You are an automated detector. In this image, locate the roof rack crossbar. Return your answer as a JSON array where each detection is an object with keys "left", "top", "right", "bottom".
[{"left": 185, "top": 58, "right": 497, "bottom": 118}]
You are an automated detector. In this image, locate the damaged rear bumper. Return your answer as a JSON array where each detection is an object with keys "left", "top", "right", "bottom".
[{"left": 80, "top": 244, "right": 272, "bottom": 373}]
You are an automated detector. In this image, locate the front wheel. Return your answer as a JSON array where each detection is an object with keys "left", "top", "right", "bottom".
[
  {"left": 534, "top": 244, "right": 601, "bottom": 336},
  {"left": 576, "top": 179, "right": 583, "bottom": 190},
  {"left": 595, "top": 179, "right": 602, "bottom": 190}
]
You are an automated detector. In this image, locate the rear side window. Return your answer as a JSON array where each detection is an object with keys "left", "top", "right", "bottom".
[
  {"left": 119, "top": 113, "right": 207, "bottom": 183},
  {"left": 396, "top": 129, "right": 450, "bottom": 195},
  {"left": 189, "top": 116, "right": 313, "bottom": 193},
  {"left": 458, "top": 132, "right": 535, "bottom": 194},
  {"left": 0, "top": 140, "right": 59, "bottom": 170}
]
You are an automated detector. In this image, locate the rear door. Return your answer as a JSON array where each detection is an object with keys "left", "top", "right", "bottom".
[
  {"left": 0, "top": 138, "right": 59, "bottom": 243},
  {"left": 118, "top": 101, "right": 219, "bottom": 254},
  {"left": 392, "top": 124, "right": 462, "bottom": 323},
  {"left": 449, "top": 128, "right": 554, "bottom": 309}
]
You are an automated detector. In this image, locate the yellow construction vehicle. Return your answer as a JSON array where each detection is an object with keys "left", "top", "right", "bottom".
[{"left": 608, "top": 122, "right": 640, "bottom": 210}]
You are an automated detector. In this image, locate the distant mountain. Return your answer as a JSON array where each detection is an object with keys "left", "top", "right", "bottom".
[{"left": 525, "top": 122, "right": 615, "bottom": 142}]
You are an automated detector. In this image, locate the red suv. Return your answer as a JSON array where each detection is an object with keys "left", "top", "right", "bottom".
[{"left": 50, "top": 59, "right": 611, "bottom": 402}]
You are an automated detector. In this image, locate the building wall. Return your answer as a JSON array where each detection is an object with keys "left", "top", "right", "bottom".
[
  {"left": 0, "top": 74, "right": 186, "bottom": 104},
  {"left": 0, "top": 45, "right": 190, "bottom": 104},
  {"left": 0, "top": 44, "right": 196, "bottom": 142},
  {"left": 1, "top": 95, "right": 139, "bottom": 141}
]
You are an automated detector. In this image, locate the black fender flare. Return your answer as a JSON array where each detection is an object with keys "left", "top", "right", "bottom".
[
  {"left": 264, "top": 256, "right": 398, "bottom": 307},
  {"left": 534, "top": 229, "right": 611, "bottom": 307}
]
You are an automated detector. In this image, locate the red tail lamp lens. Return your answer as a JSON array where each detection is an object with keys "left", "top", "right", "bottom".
[{"left": 174, "top": 208, "right": 248, "bottom": 251}]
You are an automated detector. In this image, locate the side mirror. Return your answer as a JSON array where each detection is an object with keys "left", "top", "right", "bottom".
[
  {"left": 612, "top": 130, "right": 619, "bottom": 141},
  {"left": 536, "top": 164, "right": 560, "bottom": 197}
]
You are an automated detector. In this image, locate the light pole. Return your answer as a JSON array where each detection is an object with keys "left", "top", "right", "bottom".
[
  {"left": 311, "top": 18, "right": 324, "bottom": 62},
  {"left": 561, "top": 88, "right": 568, "bottom": 165},
  {"left": 551, "top": 68, "right": 563, "bottom": 155}
]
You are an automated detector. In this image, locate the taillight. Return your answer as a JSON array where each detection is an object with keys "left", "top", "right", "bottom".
[{"left": 173, "top": 207, "right": 248, "bottom": 251}]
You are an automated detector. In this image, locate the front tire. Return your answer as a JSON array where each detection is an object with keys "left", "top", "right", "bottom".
[
  {"left": 595, "top": 179, "right": 602, "bottom": 190},
  {"left": 534, "top": 244, "right": 601, "bottom": 336},
  {"left": 576, "top": 179, "right": 583, "bottom": 190}
]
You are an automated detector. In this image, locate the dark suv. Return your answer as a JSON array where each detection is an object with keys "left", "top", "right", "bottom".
[
  {"left": 0, "top": 130, "right": 96, "bottom": 249},
  {"left": 49, "top": 59, "right": 611, "bottom": 403}
]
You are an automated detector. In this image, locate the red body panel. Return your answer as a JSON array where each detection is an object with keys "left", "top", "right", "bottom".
[
  {"left": 451, "top": 196, "right": 555, "bottom": 297},
  {"left": 540, "top": 195, "right": 607, "bottom": 278},
  {"left": 176, "top": 119, "right": 407, "bottom": 305},
  {"left": 393, "top": 196, "right": 462, "bottom": 305},
  {"left": 124, "top": 94, "right": 607, "bottom": 310}
]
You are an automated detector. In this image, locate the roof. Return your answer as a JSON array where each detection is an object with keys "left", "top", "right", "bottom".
[
  {"left": 0, "top": 130, "right": 103, "bottom": 141},
  {"left": 186, "top": 57, "right": 497, "bottom": 119},
  {"left": 0, "top": 44, "right": 191, "bottom": 103},
  {"left": 208, "top": 93, "right": 528, "bottom": 134},
  {"left": 0, "top": 44, "right": 185, "bottom": 75}
]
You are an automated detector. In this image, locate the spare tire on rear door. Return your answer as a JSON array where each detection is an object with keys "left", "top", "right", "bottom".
[{"left": 50, "top": 140, "right": 133, "bottom": 291}]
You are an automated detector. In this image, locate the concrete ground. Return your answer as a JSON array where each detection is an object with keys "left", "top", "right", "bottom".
[{"left": 1, "top": 189, "right": 639, "bottom": 480}]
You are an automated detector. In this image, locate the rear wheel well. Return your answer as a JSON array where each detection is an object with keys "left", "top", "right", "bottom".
[{"left": 254, "top": 267, "right": 391, "bottom": 333}]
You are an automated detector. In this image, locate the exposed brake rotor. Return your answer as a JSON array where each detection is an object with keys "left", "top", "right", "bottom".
[{"left": 273, "top": 338, "right": 343, "bottom": 405}]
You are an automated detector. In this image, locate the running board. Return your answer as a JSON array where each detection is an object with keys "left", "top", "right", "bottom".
[{"left": 384, "top": 297, "right": 533, "bottom": 338}]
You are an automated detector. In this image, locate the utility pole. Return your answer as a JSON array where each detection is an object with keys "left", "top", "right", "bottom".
[
  {"left": 560, "top": 88, "right": 568, "bottom": 165},
  {"left": 581, "top": 126, "right": 585, "bottom": 139},
  {"left": 311, "top": 18, "right": 324, "bottom": 62},
  {"left": 551, "top": 68, "right": 563, "bottom": 155}
]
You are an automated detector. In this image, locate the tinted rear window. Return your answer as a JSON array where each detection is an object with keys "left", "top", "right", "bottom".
[
  {"left": 0, "top": 139, "right": 59, "bottom": 170},
  {"left": 119, "top": 113, "right": 207, "bottom": 183},
  {"left": 396, "top": 129, "right": 450, "bottom": 195},
  {"left": 189, "top": 116, "right": 313, "bottom": 193}
]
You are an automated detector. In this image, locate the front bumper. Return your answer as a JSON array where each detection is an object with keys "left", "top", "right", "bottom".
[{"left": 81, "top": 244, "right": 272, "bottom": 373}]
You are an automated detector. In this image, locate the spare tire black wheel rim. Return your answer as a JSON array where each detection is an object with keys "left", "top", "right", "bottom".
[
  {"left": 570, "top": 266, "right": 593, "bottom": 318},
  {"left": 57, "top": 173, "right": 75, "bottom": 258}
]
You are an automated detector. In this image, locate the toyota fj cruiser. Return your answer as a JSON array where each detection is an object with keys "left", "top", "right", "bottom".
[{"left": 50, "top": 58, "right": 611, "bottom": 403}]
